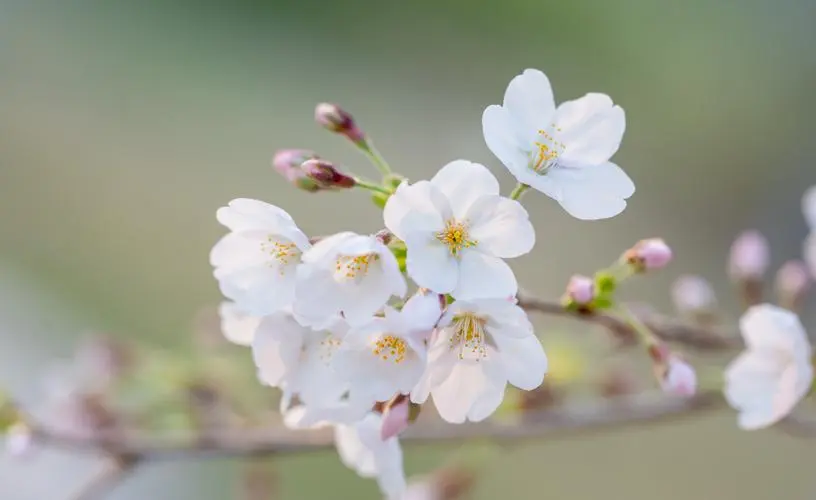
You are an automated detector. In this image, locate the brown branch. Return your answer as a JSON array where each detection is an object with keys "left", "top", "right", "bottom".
[
  {"left": 516, "top": 292, "right": 740, "bottom": 350},
  {"left": 32, "top": 392, "right": 723, "bottom": 462}
]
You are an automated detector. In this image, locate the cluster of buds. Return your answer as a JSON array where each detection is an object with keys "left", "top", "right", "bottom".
[{"left": 272, "top": 149, "right": 356, "bottom": 193}]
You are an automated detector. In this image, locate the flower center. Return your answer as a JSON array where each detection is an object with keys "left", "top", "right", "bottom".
[
  {"left": 372, "top": 334, "right": 407, "bottom": 363},
  {"left": 316, "top": 335, "right": 342, "bottom": 364},
  {"left": 260, "top": 237, "right": 299, "bottom": 274},
  {"left": 532, "top": 124, "right": 565, "bottom": 173},
  {"left": 436, "top": 219, "right": 477, "bottom": 256},
  {"left": 448, "top": 313, "right": 488, "bottom": 361},
  {"left": 335, "top": 253, "right": 379, "bottom": 281}
]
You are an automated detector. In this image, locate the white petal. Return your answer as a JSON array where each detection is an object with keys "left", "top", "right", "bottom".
[
  {"left": 724, "top": 351, "right": 782, "bottom": 429},
  {"left": 288, "top": 335, "right": 348, "bottom": 407},
  {"left": 452, "top": 251, "right": 517, "bottom": 300},
  {"left": 218, "top": 301, "right": 261, "bottom": 346},
  {"left": 493, "top": 333, "right": 548, "bottom": 390},
  {"left": 430, "top": 160, "right": 500, "bottom": 218},
  {"left": 251, "top": 312, "right": 305, "bottom": 387},
  {"left": 335, "top": 423, "right": 378, "bottom": 477},
  {"left": 383, "top": 181, "right": 450, "bottom": 241},
  {"left": 550, "top": 162, "right": 634, "bottom": 220},
  {"left": 431, "top": 360, "right": 507, "bottom": 423},
  {"left": 404, "top": 231, "right": 459, "bottom": 294},
  {"left": 555, "top": 93, "right": 625, "bottom": 166},
  {"left": 739, "top": 304, "right": 810, "bottom": 355},
  {"left": 803, "top": 185, "right": 816, "bottom": 229},
  {"left": 216, "top": 264, "right": 298, "bottom": 317},
  {"left": 502, "top": 68, "right": 557, "bottom": 144},
  {"left": 300, "top": 232, "right": 357, "bottom": 264},
  {"left": 399, "top": 291, "right": 443, "bottom": 333},
  {"left": 482, "top": 104, "right": 530, "bottom": 174},
  {"left": 466, "top": 195, "right": 535, "bottom": 258},
  {"left": 216, "top": 198, "right": 295, "bottom": 232}
]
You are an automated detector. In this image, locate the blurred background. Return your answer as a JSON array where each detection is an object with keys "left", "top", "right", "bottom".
[{"left": 2, "top": 0, "right": 816, "bottom": 498}]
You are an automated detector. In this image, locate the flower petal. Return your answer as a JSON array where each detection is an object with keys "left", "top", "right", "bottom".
[
  {"left": 251, "top": 312, "right": 305, "bottom": 387},
  {"left": 493, "top": 333, "right": 548, "bottom": 390},
  {"left": 399, "top": 291, "right": 443, "bottom": 333},
  {"left": 452, "top": 251, "right": 517, "bottom": 300},
  {"left": 502, "top": 68, "right": 557, "bottom": 144},
  {"left": 739, "top": 304, "right": 811, "bottom": 355},
  {"left": 554, "top": 93, "right": 625, "bottom": 166},
  {"left": 216, "top": 198, "right": 295, "bottom": 232},
  {"left": 218, "top": 301, "right": 261, "bottom": 346},
  {"left": 482, "top": 104, "right": 530, "bottom": 174},
  {"left": 466, "top": 195, "right": 535, "bottom": 258},
  {"left": 431, "top": 360, "right": 507, "bottom": 423},
  {"left": 550, "top": 162, "right": 634, "bottom": 220},
  {"left": 404, "top": 231, "right": 459, "bottom": 294},
  {"left": 215, "top": 263, "right": 298, "bottom": 316},
  {"left": 430, "top": 160, "right": 500, "bottom": 218},
  {"left": 383, "top": 181, "right": 450, "bottom": 241}
]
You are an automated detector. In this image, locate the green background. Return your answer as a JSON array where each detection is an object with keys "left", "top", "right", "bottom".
[{"left": 1, "top": 0, "right": 815, "bottom": 498}]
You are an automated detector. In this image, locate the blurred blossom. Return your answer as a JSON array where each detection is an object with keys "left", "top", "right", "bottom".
[
  {"left": 659, "top": 357, "right": 697, "bottom": 397},
  {"left": 482, "top": 68, "right": 634, "bottom": 220},
  {"left": 624, "top": 238, "right": 672, "bottom": 271},
  {"left": 335, "top": 413, "right": 406, "bottom": 499},
  {"left": 728, "top": 230, "right": 770, "bottom": 280},
  {"left": 671, "top": 275, "right": 717, "bottom": 316},
  {"left": 271, "top": 149, "right": 322, "bottom": 192},
  {"left": 774, "top": 260, "right": 811, "bottom": 310},
  {"left": 802, "top": 185, "right": 816, "bottom": 229},
  {"left": 724, "top": 304, "right": 814, "bottom": 430},
  {"left": 565, "top": 275, "right": 594, "bottom": 305},
  {"left": 218, "top": 301, "right": 261, "bottom": 346}
]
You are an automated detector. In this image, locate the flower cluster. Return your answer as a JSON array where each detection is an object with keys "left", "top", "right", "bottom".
[{"left": 209, "top": 68, "right": 635, "bottom": 497}]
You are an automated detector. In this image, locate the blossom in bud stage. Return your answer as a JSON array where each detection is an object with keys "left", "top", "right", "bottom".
[
  {"left": 724, "top": 304, "right": 814, "bottom": 430},
  {"left": 218, "top": 301, "right": 261, "bottom": 346},
  {"left": 482, "top": 69, "right": 634, "bottom": 220},
  {"left": 659, "top": 356, "right": 697, "bottom": 397},
  {"left": 333, "top": 292, "right": 442, "bottom": 406},
  {"left": 565, "top": 274, "right": 594, "bottom": 305},
  {"left": 334, "top": 413, "right": 406, "bottom": 500},
  {"left": 293, "top": 232, "right": 407, "bottom": 326},
  {"left": 251, "top": 310, "right": 351, "bottom": 409},
  {"left": 300, "top": 159, "right": 356, "bottom": 190},
  {"left": 383, "top": 160, "right": 534, "bottom": 299},
  {"left": 210, "top": 199, "right": 311, "bottom": 316},
  {"left": 380, "top": 396, "right": 410, "bottom": 440},
  {"left": 623, "top": 238, "right": 672, "bottom": 271},
  {"left": 272, "top": 149, "right": 322, "bottom": 192},
  {"left": 412, "top": 298, "right": 547, "bottom": 423},
  {"left": 315, "top": 103, "right": 365, "bottom": 143},
  {"left": 671, "top": 275, "right": 717, "bottom": 316},
  {"left": 728, "top": 230, "right": 769, "bottom": 280},
  {"left": 775, "top": 260, "right": 810, "bottom": 309}
]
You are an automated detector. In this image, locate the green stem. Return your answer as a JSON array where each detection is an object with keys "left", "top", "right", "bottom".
[
  {"left": 510, "top": 183, "right": 530, "bottom": 201},
  {"left": 357, "top": 139, "right": 392, "bottom": 176},
  {"left": 617, "top": 305, "right": 659, "bottom": 347},
  {"left": 354, "top": 178, "right": 392, "bottom": 196}
]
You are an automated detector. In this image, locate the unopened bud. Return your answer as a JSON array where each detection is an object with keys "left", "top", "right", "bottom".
[
  {"left": 728, "top": 230, "right": 769, "bottom": 280},
  {"left": 658, "top": 356, "right": 697, "bottom": 397},
  {"left": 375, "top": 229, "right": 393, "bottom": 245},
  {"left": 565, "top": 275, "right": 595, "bottom": 305},
  {"left": 271, "top": 149, "right": 321, "bottom": 192},
  {"left": 775, "top": 260, "right": 811, "bottom": 312},
  {"left": 623, "top": 238, "right": 672, "bottom": 272},
  {"left": 315, "top": 103, "right": 365, "bottom": 143},
  {"left": 300, "top": 159, "right": 356, "bottom": 189},
  {"left": 380, "top": 394, "right": 410, "bottom": 440},
  {"left": 671, "top": 275, "right": 717, "bottom": 318}
]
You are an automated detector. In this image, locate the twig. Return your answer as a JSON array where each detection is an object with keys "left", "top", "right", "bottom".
[
  {"left": 68, "top": 456, "right": 138, "bottom": 500},
  {"left": 516, "top": 292, "right": 739, "bottom": 350},
  {"left": 33, "top": 392, "right": 722, "bottom": 462}
]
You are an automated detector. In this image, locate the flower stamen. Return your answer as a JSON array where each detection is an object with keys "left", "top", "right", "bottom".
[
  {"left": 532, "top": 124, "right": 565, "bottom": 173},
  {"left": 449, "top": 313, "right": 488, "bottom": 360},
  {"left": 260, "top": 238, "right": 299, "bottom": 274},
  {"left": 436, "top": 219, "right": 477, "bottom": 256},
  {"left": 373, "top": 335, "right": 407, "bottom": 363},
  {"left": 335, "top": 253, "right": 379, "bottom": 279}
]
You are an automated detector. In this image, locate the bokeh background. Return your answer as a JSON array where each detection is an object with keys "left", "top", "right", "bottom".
[{"left": 2, "top": 0, "right": 816, "bottom": 498}]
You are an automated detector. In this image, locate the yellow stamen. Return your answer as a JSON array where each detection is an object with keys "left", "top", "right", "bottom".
[
  {"left": 260, "top": 238, "right": 299, "bottom": 274},
  {"left": 436, "top": 219, "right": 477, "bottom": 256},
  {"left": 372, "top": 335, "right": 407, "bottom": 363},
  {"left": 448, "top": 313, "right": 488, "bottom": 360},
  {"left": 532, "top": 124, "right": 566, "bottom": 173},
  {"left": 335, "top": 253, "right": 379, "bottom": 279}
]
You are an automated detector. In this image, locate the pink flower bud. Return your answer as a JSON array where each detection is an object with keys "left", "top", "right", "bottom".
[
  {"left": 380, "top": 397, "right": 410, "bottom": 440},
  {"left": 301, "top": 159, "right": 356, "bottom": 189},
  {"left": 623, "top": 238, "right": 672, "bottom": 272},
  {"left": 728, "top": 230, "right": 769, "bottom": 280},
  {"left": 671, "top": 275, "right": 717, "bottom": 315},
  {"left": 315, "top": 103, "right": 365, "bottom": 143},
  {"left": 566, "top": 275, "right": 595, "bottom": 305},
  {"left": 271, "top": 149, "right": 321, "bottom": 192},
  {"left": 775, "top": 260, "right": 810, "bottom": 310},
  {"left": 660, "top": 356, "right": 697, "bottom": 397}
]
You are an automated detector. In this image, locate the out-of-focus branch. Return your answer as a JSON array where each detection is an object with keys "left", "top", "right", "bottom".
[
  {"left": 516, "top": 292, "right": 739, "bottom": 350},
  {"left": 32, "top": 392, "right": 722, "bottom": 463}
]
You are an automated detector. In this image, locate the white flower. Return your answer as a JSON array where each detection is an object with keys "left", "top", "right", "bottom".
[
  {"left": 333, "top": 292, "right": 443, "bottom": 406},
  {"left": 384, "top": 160, "right": 534, "bottom": 299},
  {"left": 724, "top": 304, "right": 814, "bottom": 430},
  {"left": 482, "top": 69, "right": 634, "bottom": 220},
  {"left": 335, "top": 413, "right": 406, "bottom": 500},
  {"left": 293, "top": 232, "right": 406, "bottom": 326},
  {"left": 251, "top": 310, "right": 349, "bottom": 408},
  {"left": 210, "top": 199, "right": 311, "bottom": 316},
  {"left": 218, "top": 301, "right": 261, "bottom": 346},
  {"left": 412, "top": 298, "right": 547, "bottom": 423},
  {"left": 281, "top": 391, "right": 372, "bottom": 430}
]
